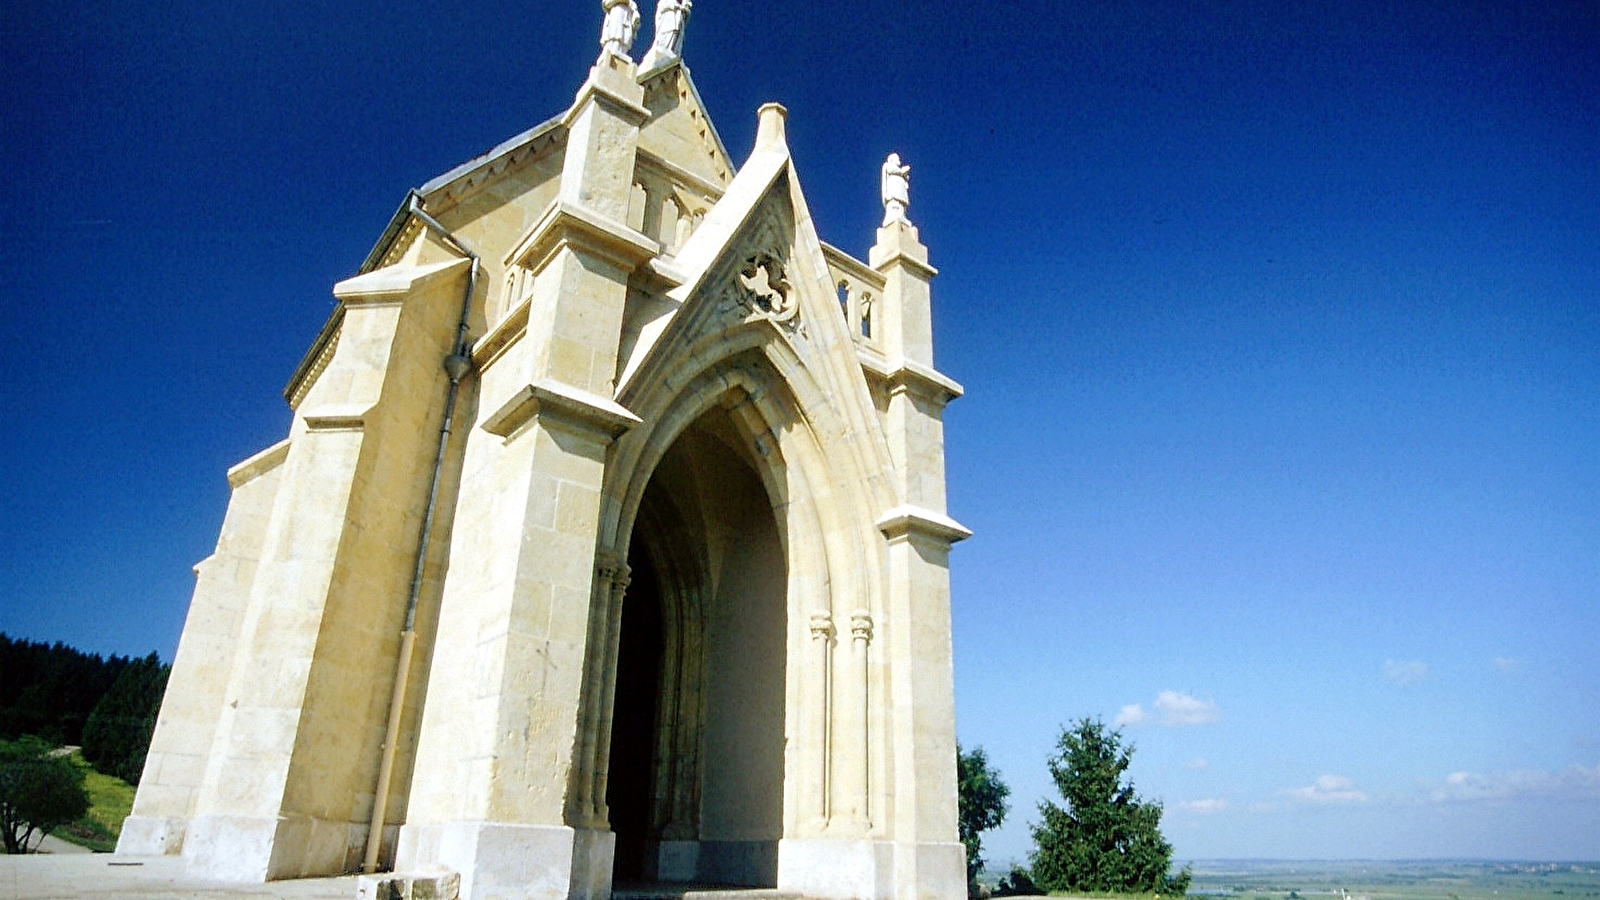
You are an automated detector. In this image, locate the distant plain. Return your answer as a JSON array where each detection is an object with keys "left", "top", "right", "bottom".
[{"left": 1186, "top": 860, "right": 1600, "bottom": 900}]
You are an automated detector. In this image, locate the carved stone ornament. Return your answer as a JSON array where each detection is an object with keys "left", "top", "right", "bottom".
[
  {"left": 808, "top": 611, "right": 835, "bottom": 641},
  {"left": 735, "top": 252, "right": 797, "bottom": 322},
  {"left": 849, "top": 610, "right": 874, "bottom": 643},
  {"left": 710, "top": 198, "right": 806, "bottom": 335}
]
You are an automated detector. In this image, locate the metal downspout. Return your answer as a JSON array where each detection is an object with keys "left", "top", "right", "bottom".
[{"left": 363, "top": 194, "right": 479, "bottom": 874}]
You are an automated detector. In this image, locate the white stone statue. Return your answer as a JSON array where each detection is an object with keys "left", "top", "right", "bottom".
[
  {"left": 641, "top": 0, "right": 692, "bottom": 68},
  {"left": 880, "top": 153, "right": 911, "bottom": 226},
  {"left": 599, "top": 0, "right": 642, "bottom": 59}
]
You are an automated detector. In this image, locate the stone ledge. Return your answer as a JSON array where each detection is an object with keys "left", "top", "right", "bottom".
[
  {"left": 482, "top": 379, "right": 643, "bottom": 442},
  {"left": 876, "top": 505, "right": 973, "bottom": 545},
  {"left": 857, "top": 354, "right": 964, "bottom": 404},
  {"left": 301, "top": 403, "right": 375, "bottom": 432},
  {"left": 507, "top": 200, "right": 659, "bottom": 276},
  {"left": 356, "top": 870, "right": 460, "bottom": 900},
  {"left": 226, "top": 439, "right": 292, "bottom": 488}
]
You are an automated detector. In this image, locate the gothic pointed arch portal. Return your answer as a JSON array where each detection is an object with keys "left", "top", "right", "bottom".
[{"left": 608, "top": 397, "right": 788, "bottom": 886}]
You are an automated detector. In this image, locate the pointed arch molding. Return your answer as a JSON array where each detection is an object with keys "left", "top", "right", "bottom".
[{"left": 584, "top": 161, "right": 919, "bottom": 846}]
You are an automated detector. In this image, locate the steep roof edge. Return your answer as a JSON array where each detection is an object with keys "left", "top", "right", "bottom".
[
  {"left": 672, "top": 63, "right": 734, "bottom": 181},
  {"left": 357, "top": 192, "right": 422, "bottom": 275},
  {"left": 416, "top": 112, "right": 566, "bottom": 201}
]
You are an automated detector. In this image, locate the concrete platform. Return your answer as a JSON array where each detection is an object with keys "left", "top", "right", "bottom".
[{"left": 0, "top": 855, "right": 355, "bottom": 900}]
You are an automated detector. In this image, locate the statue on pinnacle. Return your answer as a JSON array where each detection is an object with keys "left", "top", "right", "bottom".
[
  {"left": 599, "top": 0, "right": 641, "bottom": 60},
  {"left": 881, "top": 153, "right": 912, "bottom": 226},
  {"left": 641, "top": 0, "right": 693, "bottom": 70}
]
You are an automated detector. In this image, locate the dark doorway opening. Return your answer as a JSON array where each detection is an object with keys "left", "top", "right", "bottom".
[{"left": 607, "top": 544, "right": 664, "bottom": 881}]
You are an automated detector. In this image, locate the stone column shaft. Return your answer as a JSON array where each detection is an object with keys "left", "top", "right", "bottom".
[
  {"left": 590, "top": 566, "right": 632, "bottom": 824},
  {"left": 807, "top": 611, "right": 835, "bottom": 828}
]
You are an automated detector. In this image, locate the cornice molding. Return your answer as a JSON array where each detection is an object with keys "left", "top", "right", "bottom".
[
  {"left": 226, "top": 439, "right": 292, "bottom": 489},
  {"left": 285, "top": 313, "right": 343, "bottom": 409},
  {"left": 871, "top": 246, "right": 938, "bottom": 280},
  {"left": 333, "top": 257, "right": 471, "bottom": 305},
  {"left": 471, "top": 298, "right": 530, "bottom": 373},
  {"left": 301, "top": 403, "right": 375, "bottom": 433},
  {"left": 876, "top": 504, "right": 972, "bottom": 545},
  {"left": 482, "top": 379, "right": 642, "bottom": 443},
  {"left": 857, "top": 353, "right": 965, "bottom": 404},
  {"left": 507, "top": 200, "right": 660, "bottom": 276}
]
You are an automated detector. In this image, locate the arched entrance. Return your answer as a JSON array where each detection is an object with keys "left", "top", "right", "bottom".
[{"left": 607, "top": 402, "right": 787, "bottom": 887}]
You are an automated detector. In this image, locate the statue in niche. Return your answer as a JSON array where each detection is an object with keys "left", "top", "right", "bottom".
[
  {"left": 641, "top": 0, "right": 692, "bottom": 69},
  {"left": 600, "top": 0, "right": 641, "bottom": 59},
  {"left": 881, "top": 153, "right": 911, "bottom": 226}
]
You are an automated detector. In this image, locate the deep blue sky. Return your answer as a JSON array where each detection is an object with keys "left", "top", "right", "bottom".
[{"left": 3, "top": 0, "right": 1596, "bottom": 862}]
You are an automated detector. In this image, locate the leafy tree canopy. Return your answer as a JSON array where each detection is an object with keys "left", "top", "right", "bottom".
[
  {"left": 958, "top": 744, "right": 1010, "bottom": 891},
  {"left": 0, "top": 736, "right": 90, "bottom": 854},
  {"left": 1028, "top": 718, "right": 1191, "bottom": 896}
]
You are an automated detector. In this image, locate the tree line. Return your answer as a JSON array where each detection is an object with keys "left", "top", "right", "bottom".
[
  {"left": 959, "top": 717, "right": 1192, "bottom": 898},
  {"left": 0, "top": 633, "right": 169, "bottom": 853}
]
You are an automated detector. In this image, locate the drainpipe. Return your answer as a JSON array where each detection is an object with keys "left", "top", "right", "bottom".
[{"left": 362, "top": 193, "right": 479, "bottom": 875}]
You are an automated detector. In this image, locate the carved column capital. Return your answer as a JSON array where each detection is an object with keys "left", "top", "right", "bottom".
[
  {"left": 595, "top": 552, "right": 630, "bottom": 585},
  {"left": 849, "top": 610, "right": 874, "bottom": 644},
  {"left": 809, "top": 611, "right": 835, "bottom": 641}
]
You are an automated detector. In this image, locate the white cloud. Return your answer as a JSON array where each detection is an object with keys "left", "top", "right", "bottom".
[
  {"left": 1112, "top": 704, "right": 1148, "bottom": 727},
  {"left": 1426, "top": 763, "right": 1600, "bottom": 802},
  {"left": 1283, "top": 775, "right": 1368, "bottom": 804},
  {"left": 1179, "top": 798, "right": 1227, "bottom": 813},
  {"left": 1492, "top": 656, "right": 1521, "bottom": 674},
  {"left": 1154, "top": 690, "right": 1221, "bottom": 726},
  {"left": 1384, "top": 659, "right": 1429, "bottom": 686},
  {"left": 1183, "top": 758, "right": 1210, "bottom": 770},
  {"left": 1115, "top": 692, "right": 1219, "bottom": 728}
]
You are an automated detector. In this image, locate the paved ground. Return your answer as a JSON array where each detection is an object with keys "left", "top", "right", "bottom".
[
  {"left": 0, "top": 856, "right": 355, "bottom": 900},
  {"left": 30, "top": 838, "right": 90, "bottom": 856}
]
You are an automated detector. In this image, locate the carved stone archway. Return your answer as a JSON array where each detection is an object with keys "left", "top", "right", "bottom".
[{"left": 608, "top": 399, "right": 787, "bottom": 886}]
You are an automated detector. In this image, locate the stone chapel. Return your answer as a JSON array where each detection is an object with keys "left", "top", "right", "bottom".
[{"left": 117, "top": 4, "right": 970, "bottom": 900}]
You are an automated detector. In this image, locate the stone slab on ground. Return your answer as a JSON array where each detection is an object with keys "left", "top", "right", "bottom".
[
  {"left": 0, "top": 855, "right": 355, "bottom": 900},
  {"left": 611, "top": 886, "right": 800, "bottom": 900}
]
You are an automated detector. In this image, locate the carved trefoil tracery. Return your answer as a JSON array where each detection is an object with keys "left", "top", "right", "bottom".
[{"left": 711, "top": 193, "right": 804, "bottom": 333}]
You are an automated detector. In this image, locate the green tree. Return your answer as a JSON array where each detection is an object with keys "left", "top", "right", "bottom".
[
  {"left": 958, "top": 744, "right": 1011, "bottom": 893},
  {"left": 82, "top": 652, "right": 169, "bottom": 784},
  {"left": 0, "top": 737, "right": 90, "bottom": 854},
  {"left": 1029, "top": 718, "right": 1190, "bottom": 895}
]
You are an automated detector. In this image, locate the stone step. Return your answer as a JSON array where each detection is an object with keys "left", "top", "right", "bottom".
[{"left": 611, "top": 883, "right": 803, "bottom": 900}]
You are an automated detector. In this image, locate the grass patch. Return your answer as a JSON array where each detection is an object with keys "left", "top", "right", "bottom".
[{"left": 48, "top": 750, "right": 134, "bottom": 852}]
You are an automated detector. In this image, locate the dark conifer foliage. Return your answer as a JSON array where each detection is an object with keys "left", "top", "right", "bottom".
[
  {"left": 82, "top": 653, "right": 170, "bottom": 785},
  {"left": 0, "top": 634, "right": 134, "bottom": 746},
  {"left": 1029, "top": 718, "right": 1191, "bottom": 895}
]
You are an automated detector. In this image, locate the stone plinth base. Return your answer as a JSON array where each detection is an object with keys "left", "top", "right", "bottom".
[
  {"left": 396, "top": 822, "right": 615, "bottom": 900},
  {"left": 116, "top": 815, "right": 187, "bottom": 856},
  {"left": 181, "top": 814, "right": 367, "bottom": 881},
  {"left": 778, "top": 838, "right": 965, "bottom": 900}
]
